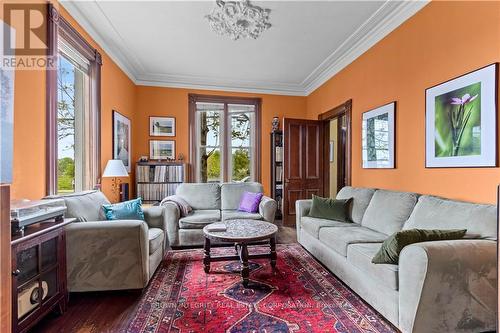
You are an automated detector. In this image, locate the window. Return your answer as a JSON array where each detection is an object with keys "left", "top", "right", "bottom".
[
  {"left": 189, "top": 95, "right": 261, "bottom": 183},
  {"left": 47, "top": 5, "right": 102, "bottom": 195}
]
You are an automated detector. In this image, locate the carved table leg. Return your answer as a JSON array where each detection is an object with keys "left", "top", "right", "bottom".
[
  {"left": 270, "top": 236, "right": 277, "bottom": 268},
  {"left": 203, "top": 237, "right": 211, "bottom": 273},
  {"left": 240, "top": 243, "right": 249, "bottom": 287}
]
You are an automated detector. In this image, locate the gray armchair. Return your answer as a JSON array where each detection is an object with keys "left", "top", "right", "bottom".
[
  {"left": 163, "top": 182, "right": 277, "bottom": 247},
  {"left": 49, "top": 191, "right": 168, "bottom": 292}
]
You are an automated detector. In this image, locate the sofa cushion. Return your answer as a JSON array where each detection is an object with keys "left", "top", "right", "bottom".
[
  {"left": 336, "top": 187, "right": 376, "bottom": 224},
  {"left": 403, "top": 195, "right": 497, "bottom": 239},
  {"left": 221, "top": 182, "right": 263, "bottom": 210},
  {"left": 361, "top": 190, "right": 418, "bottom": 235},
  {"left": 148, "top": 228, "right": 164, "bottom": 254},
  {"left": 347, "top": 243, "right": 399, "bottom": 290},
  {"left": 47, "top": 190, "right": 110, "bottom": 221},
  {"left": 318, "top": 226, "right": 387, "bottom": 256},
  {"left": 179, "top": 210, "right": 221, "bottom": 229},
  {"left": 308, "top": 195, "right": 352, "bottom": 222},
  {"left": 222, "top": 210, "right": 262, "bottom": 221},
  {"left": 176, "top": 183, "right": 221, "bottom": 210},
  {"left": 301, "top": 216, "right": 358, "bottom": 239}
]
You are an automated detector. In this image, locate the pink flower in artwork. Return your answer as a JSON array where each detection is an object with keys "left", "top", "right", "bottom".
[{"left": 450, "top": 93, "right": 478, "bottom": 105}]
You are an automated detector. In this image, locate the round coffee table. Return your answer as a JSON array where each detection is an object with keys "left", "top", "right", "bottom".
[{"left": 203, "top": 219, "right": 278, "bottom": 287}]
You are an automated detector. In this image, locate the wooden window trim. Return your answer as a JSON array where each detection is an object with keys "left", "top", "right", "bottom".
[
  {"left": 188, "top": 94, "right": 262, "bottom": 183},
  {"left": 46, "top": 4, "right": 102, "bottom": 195}
]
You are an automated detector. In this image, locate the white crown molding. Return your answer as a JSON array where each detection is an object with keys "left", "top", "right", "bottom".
[
  {"left": 302, "top": 0, "right": 430, "bottom": 95},
  {"left": 136, "top": 73, "right": 306, "bottom": 96},
  {"left": 61, "top": 0, "right": 429, "bottom": 96}
]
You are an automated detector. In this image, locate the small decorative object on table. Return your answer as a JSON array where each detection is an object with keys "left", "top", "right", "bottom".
[
  {"left": 177, "top": 153, "right": 184, "bottom": 162},
  {"left": 203, "top": 219, "right": 278, "bottom": 287},
  {"left": 272, "top": 116, "right": 280, "bottom": 132}
]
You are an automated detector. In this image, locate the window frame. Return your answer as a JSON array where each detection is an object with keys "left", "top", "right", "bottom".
[
  {"left": 46, "top": 4, "right": 102, "bottom": 195},
  {"left": 188, "top": 94, "right": 261, "bottom": 183}
]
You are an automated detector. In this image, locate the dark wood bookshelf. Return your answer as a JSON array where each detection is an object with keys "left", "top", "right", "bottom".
[{"left": 270, "top": 131, "right": 283, "bottom": 219}]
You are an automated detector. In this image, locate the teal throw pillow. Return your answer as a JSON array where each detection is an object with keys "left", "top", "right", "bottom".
[
  {"left": 102, "top": 198, "right": 145, "bottom": 221},
  {"left": 372, "top": 228, "right": 467, "bottom": 265},
  {"left": 308, "top": 195, "right": 352, "bottom": 223}
]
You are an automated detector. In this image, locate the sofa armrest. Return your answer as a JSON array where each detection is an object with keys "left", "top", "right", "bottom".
[
  {"left": 399, "top": 240, "right": 496, "bottom": 333},
  {"left": 295, "top": 200, "right": 312, "bottom": 242},
  {"left": 259, "top": 196, "right": 277, "bottom": 223},
  {"left": 64, "top": 220, "right": 149, "bottom": 292},
  {"left": 160, "top": 202, "right": 181, "bottom": 247},
  {"left": 143, "top": 206, "right": 168, "bottom": 251}
]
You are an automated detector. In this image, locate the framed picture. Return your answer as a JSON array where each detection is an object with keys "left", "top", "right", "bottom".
[
  {"left": 0, "top": 21, "right": 15, "bottom": 184},
  {"left": 150, "top": 140, "right": 175, "bottom": 160},
  {"left": 150, "top": 116, "right": 175, "bottom": 136},
  {"left": 426, "top": 63, "right": 498, "bottom": 168},
  {"left": 362, "top": 102, "right": 396, "bottom": 169},
  {"left": 113, "top": 110, "right": 131, "bottom": 172}
]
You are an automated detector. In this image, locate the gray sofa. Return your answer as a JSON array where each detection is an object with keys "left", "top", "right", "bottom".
[
  {"left": 296, "top": 186, "right": 497, "bottom": 333},
  {"left": 49, "top": 190, "right": 168, "bottom": 292},
  {"left": 163, "top": 182, "right": 277, "bottom": 247}
]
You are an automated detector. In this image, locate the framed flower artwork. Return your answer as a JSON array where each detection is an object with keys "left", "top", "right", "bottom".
[{"left": 425, "top": 63, "right": 498, "bottom": 168}]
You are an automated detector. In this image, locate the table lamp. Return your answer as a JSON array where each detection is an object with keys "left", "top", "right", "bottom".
[{"left": 102, "top": 159, "right": 129, "bottom": 201}]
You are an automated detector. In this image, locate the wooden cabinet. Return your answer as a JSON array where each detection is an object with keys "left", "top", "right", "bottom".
[{"left": 11, "top": 219, "right": 72, "bottom": 333}]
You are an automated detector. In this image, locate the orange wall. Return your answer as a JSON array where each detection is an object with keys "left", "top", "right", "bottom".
[
  {"left": 135, "top": 86, "right": 306, "bottom": 195},
  {"left": 307, "top": 1, "right": 500, "bottom": 204},
  {"left": 6, "top": 3, "right": 136, "bottom": 201}
]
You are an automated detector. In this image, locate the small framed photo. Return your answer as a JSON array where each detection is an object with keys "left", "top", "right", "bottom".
[
  {"left": 150, "top": 116, "right": 175, "bottom": 137},
  {"left": 425, "top": 63, "right": 497, "bottom": 168},
  {"left": 150, "top": 140, "right": 175, "bottom": 160},
  {"left": 362, "top": 102, "right": 396, "bottom": 169}
]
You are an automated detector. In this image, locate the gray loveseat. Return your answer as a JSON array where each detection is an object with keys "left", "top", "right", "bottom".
[
  {"left": 163, "top": 182, "right": 277, "bottom": 247},
  {"left": 49, "top": 190, "right": 168, "bottom": 292},
  {"left": 296, "top": 186, "right": 497, "bottom": 333}
]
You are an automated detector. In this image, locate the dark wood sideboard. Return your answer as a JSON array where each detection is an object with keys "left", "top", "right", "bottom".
[{"left": 11, "top": 218, "right": 73, "bottom": 333}]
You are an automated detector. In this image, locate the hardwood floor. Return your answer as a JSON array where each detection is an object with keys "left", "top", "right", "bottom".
[{"left": 30, "top": 223, "right": 297, "bottom": 333}]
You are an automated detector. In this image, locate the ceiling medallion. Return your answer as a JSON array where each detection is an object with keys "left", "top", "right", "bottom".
[{"left": 205, "top": 0, "right": 271, "bottom": 40}]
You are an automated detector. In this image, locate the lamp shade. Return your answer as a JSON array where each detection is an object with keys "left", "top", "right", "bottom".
[{"left": 102, "top": 159, "right": 129, "bottom": 177}]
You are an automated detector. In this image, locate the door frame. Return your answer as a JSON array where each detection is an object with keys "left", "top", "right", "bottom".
[{"left": 318, "top": 99, "right": 352, "bottom": 195}]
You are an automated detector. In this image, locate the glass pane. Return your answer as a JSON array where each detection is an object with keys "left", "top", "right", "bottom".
[
  {"left": 57, "top": 55, "right": 76, "bottom": 194},
  {"left": 231, "top": 148, "right": 251, "bottom": 182},
  {"left": 17, "top": 246, "right": 38, "bottom": 285},
  {"left": 17, "top": 280, "right": 41, "bottom": 320},
  {"left": 41, "top": 270, "right": 58, "bottom": 302},
  {"left": 41, "top": 239, "right": 57, "bottom": 269},
  {"left": 199, "top": 147, "right": 221, "bottom": 183},
  {"left": 230, "top": 113, "right": 251, "bottom": 147},
  {"left": 228, "top": 103, "right": 255, "bottom": 113}
]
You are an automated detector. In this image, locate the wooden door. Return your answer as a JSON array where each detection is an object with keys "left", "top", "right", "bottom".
[{"left": 283, "top": 119, "right": 324, "bottom": 225}]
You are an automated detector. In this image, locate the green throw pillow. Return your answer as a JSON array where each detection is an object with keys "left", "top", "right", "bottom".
[
  {"left": 102, "top": 198, "right": 145, "bottom": 221},
  {"left": 372, "top": 228, "right": 467, "bottom": 265},
  {"left": 308, "top": 195, "right": 352, "bottom": 222}
]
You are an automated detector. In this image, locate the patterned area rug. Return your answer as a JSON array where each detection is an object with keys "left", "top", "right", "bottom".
[{"left": 126, "top": 244, "right": 398, "bottom": 333}]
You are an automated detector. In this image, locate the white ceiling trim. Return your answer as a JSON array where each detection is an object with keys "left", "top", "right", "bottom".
[{"left": 61, "top": 0, "right": 429, "bottom": 97}]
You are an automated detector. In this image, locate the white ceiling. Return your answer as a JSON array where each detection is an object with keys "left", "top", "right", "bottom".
[{"left": 61, "top": 1, "right": 428, "bottom": 96}]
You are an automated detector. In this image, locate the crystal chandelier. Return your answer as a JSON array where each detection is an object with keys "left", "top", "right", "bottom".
[{"left": 205, "top": 0, "right": 272, "bottom": 40}]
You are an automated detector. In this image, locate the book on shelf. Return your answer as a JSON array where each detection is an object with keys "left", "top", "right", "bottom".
[
  {"left": 136, "top": 163, "right": 186, "bottom": 202},
  {"left": 276, "top": 165, "right": 283, "bottom": 182},
  {"left": 275, "top": 146, "right": 283, "bottom": 162}
]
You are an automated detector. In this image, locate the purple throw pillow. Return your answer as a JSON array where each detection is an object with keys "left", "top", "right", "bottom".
[{"left": 238, "top": 191, "right": 263, "bottom": 213}]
